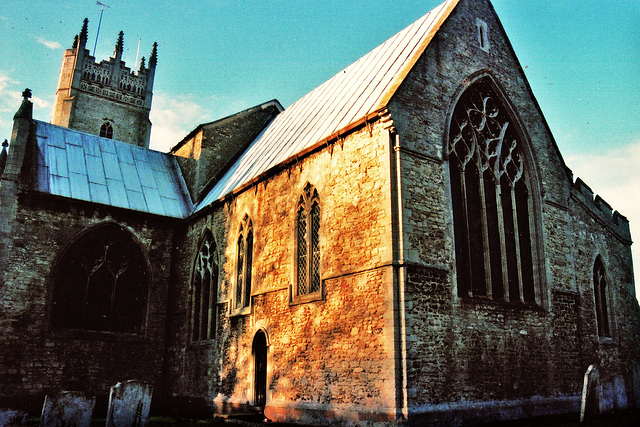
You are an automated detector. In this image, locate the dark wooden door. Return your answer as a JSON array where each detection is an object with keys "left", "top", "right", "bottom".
[{"left": 253, "top": 331, "right": 267, "bottom": 407}]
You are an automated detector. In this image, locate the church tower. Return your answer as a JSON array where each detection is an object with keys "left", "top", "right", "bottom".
[{"left": 51, "top": 19, "right": 157, "bottom": 148}]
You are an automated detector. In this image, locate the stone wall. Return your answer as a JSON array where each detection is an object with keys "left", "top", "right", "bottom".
[
  {"left": 0, "top": 194, "right": 174, "bottom": 412},
  {"left": 387, "top": 0, "right": 638, "bottom": 422},
  {"left": 69, "top": 93, "right": 151, "bottom": 148},
  {"left": 165, "top": 121, "right": 400, "bottom": 423}
]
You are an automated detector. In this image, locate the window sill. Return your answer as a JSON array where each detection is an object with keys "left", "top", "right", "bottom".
[
  {"left": 229, "top": 305, "right": 252, "bottom": 317},
  {"left": 598, "top": 337, "right": 617, "bottom": 346},
  {"left": 459, "top": 296, "right": 544, "bottom": 312},
  {"left": 289, "top": 291, "right": 323, "bottom": 306}
]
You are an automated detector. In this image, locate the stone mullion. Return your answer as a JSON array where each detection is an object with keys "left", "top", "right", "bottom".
[
  {"left": 510, "top": 186, "right": 524, "bottom": 302},
  {"left": 306, "top": 206, "right": 313, "bottom": 294},
  {"left": 207, "top": 267, "right": 215, "bottom": 340},
  {"left": 477, "top": 163, "right": 492, "bottom": 297},
  {"left": 494, "top": 182, "right": 509, "bottom": 301},
  {"left": 460, "top": 170, "right": 473, "bottom": 298},
  {"left": 198, "top": 273, "right": 207, "bottom": 341}
]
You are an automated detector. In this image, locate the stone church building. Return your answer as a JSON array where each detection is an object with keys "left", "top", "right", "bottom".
[{"left": 1, "top": 0, "right": 639, "bottom": 424}]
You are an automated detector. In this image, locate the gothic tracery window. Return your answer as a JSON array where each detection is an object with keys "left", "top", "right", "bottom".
[
  {"left": 191, "top": 231, "right": 219, "bottom": 341},
  {"left": 235, "top": 215, "right": 253, "bottom": 311},
  {"left": 51, "top": 223, "right": 149, "bottom": 334},
  {"left": 100, "top": 122, "right": 114, "bottom": 139},
  {"left": 295, "top": 183, "right": 321, "bottom": 300},
  {"left": 448, "top": 77, "right": 536, "bottom": 303},
  {"left": 593, "top": 257, "right": 611, "bottom": 338}
]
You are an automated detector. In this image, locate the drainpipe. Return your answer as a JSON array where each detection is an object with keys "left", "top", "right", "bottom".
[{"left": 385, "top": 114, "right": 408, "bottom": 423}]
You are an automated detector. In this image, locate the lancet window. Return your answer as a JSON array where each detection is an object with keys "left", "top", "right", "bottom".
[
  {"left": 100, "top": 122, "right": 114, "bottom": 139},
  {"left": 235, "top": 216, "right": 253, "bottom": 311},
  {"left": 448, "top": 77, "right": 536, "bottom": 303},
  {"left": 295, "top": 183, "right": 321, "bottom": 299},
  {"left": 191, "top": 231, "right": 219, "bottom": 341},
  {"left": 51, "top": 223, "right": 149, "bottom": 334},
  {"left": 593, "top": 257, "right": 611, "bottom": 338}
]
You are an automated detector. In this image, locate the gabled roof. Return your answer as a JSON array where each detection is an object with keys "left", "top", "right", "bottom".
[
  {"left": 197, "top": 0, "right": 460, "bottom": 210},
  {"left": 33, "top": 121, "right": 192, "bottom": 218}
]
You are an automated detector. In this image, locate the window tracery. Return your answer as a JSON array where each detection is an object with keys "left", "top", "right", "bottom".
[
  {"left": 448, "top": 77, "right": 536, "bottom": 303},
  {"left": 294, "top": 183, "right": 321, "bottom": 300},
  {"left": 191, "top": 231, "right": 219, "bottom": 341},
  {"left": 234, "top": 216, "right": 253, "bottom": 311},
  {"left": 51, "top": 223, "right": 149, "bottom": 334}
]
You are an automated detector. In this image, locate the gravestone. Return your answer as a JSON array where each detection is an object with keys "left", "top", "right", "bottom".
[
  {"left": 580, "top": 364, "right": 601, "bottom": 423},
  {"left": 39, "top": 391, "right": 95, "bottom": 427},
  {"left": 0, "top": 409, "right": 28, "bottom": 427},
  {"left": 105, "top": 381, "right": 152, "bottom": 427}
]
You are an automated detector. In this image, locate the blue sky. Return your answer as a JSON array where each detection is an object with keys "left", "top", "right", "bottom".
[{"left": 1, "top": 0, "right": 639, "bottom": 296}]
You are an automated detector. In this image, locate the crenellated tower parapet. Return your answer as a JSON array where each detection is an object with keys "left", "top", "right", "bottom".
[
  {"left": 51, "top": 19, "right": 157, "bottom": 148},
  {"left": 572, "top": 177, "right": 631, "bottom": 243}
]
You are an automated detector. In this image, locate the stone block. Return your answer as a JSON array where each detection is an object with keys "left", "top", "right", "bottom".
[
  {"left": 39, "top": 391, "right": 95, "bottom": 427},
  {"left": 105, "top": 380, "right": 153, "bottom": 427}
]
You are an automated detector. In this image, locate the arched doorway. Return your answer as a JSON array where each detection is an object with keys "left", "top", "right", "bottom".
[{"left": 252, "top": 330, "right": 268, "bottom": 407}]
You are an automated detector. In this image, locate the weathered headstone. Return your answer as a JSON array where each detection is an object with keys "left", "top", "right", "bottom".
[
  {"left": 580, "top": 364, "right": 601, "bottom": 423},
  {"left": 105, "top": 381, "right": 153, "bottom": 427},
  {"left": 0, "top": 409, "right": 28, "bottom": 427},
  {"left": 39, "top": 391, "right": 95, "bottom": 427}
]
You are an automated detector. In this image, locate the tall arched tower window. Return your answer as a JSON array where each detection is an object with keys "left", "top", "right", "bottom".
[
  {"left": 51, "top": 223, "right": 149, "bottom": 334},
  {"left": 235, "top": 215, "right": 253, "bottom": 311},
  {"left": 593, "top": 257, "right": 611, "bottom": 338},
  {"left": 294, "top": 183, "right": 321, "bottom": 300},
  {"left": 448, "top": 77, "right": 537, "bottom": 303},
  {"left": 100, "top": 122, "right": 114, "bottom": 139},
  {"left": 191, "top": 231, "right": 219, "bottom": 341}
]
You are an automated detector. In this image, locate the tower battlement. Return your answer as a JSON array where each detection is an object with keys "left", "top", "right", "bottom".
[
  {"left": 572, "top": 177, "right": 631, "bottom": 243},
  {"left": 51, "top": 19, "right": 157, "bottom": 148}
]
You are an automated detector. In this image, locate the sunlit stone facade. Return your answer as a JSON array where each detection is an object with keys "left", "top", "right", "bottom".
[{"left": 1, "top": 0, "right": 639, "bottom": 425}]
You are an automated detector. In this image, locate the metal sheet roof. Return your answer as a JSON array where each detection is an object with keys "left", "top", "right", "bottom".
[
  {"left": 33, "top": 121, "right": 192, "bottom": 218},
  {"left": 196, "top": 0, "right": 459, "bottom": 210}
]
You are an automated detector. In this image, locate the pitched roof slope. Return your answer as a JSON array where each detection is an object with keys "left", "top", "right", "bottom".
[
  {"left": 197, "top": 0, "right": 460, "bottom": 210},
  {"left": 33, "top": 121, "right": 193, "bottom": 218}
]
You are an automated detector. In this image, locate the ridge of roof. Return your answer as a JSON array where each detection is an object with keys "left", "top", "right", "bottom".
[
  {"left": 169, "top": 99, "right": 284, "bottom": 154},
  {"left": 196, "top": 0, "right": 460, "bottom": 210}
]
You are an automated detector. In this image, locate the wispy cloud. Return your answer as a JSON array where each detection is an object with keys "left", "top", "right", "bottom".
[
  {"left": 37, "top": 37, "right": 62, "bottom": 50},
  {"left": 0, "top": 69, "right": 52, "bottom": 139},
  {"left": 567, "top": 138, "right": 640, "bottom": 295},
  {"left": 149, "top": 93, "right": 214, "bottom": 152},
  {"left": 0, "top": 70, "right": 22, "bottom": 130}
]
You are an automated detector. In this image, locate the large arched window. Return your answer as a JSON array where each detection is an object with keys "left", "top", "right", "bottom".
[
  {"left": 593, "top": 257, "right": 611, "bottom": 338},
  {"left": 294, "top": 183, "right": 321, "bottom": 300},
  {"left": 100, "top": 122, "right": 114, "bottom": 139},
  {"left": 191, "top": 231, "right": 219, "bottom": 342},
  {"left": 51, "top": 223, "right": 149, "bottom": 334},
  {"left": 235, "top": 215, "right": 253, "bottom": 311},
  {"left": 448, "top": 77, "right": 536, "bottom": 303}
]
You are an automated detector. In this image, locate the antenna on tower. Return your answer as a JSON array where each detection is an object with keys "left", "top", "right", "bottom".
[
  {"left": 135, "top": 37, "right": 141, "bottom": 69},
  {"left": 93, "top": 1, "right": 110, "bottom": 56}
]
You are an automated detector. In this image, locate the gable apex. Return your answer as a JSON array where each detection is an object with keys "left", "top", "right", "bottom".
[{"left": 198, "top": 0, "right": 461, "bottom": 208}]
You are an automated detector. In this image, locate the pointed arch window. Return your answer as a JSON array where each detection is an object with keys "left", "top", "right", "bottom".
[
  {"left": 593, "top": 257, "right": 611, "bottom": 338},
  {"left": 100, "top": 122, "right": 114, "bottom": 139},
  {"left": 293, "top": 183, "right": 321, "bottom": 303},
  {"left": 51, "top": 223, "right": 149, "bottom": 334},
  {"left": 448, "top": 77, "right": 537, "bottom": 303},
  {"left": 191, "top": 231, "right": 219, "bottom": 341},
  {"left": 234, "top": 215, "right": 253, "bottom": 312}
]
